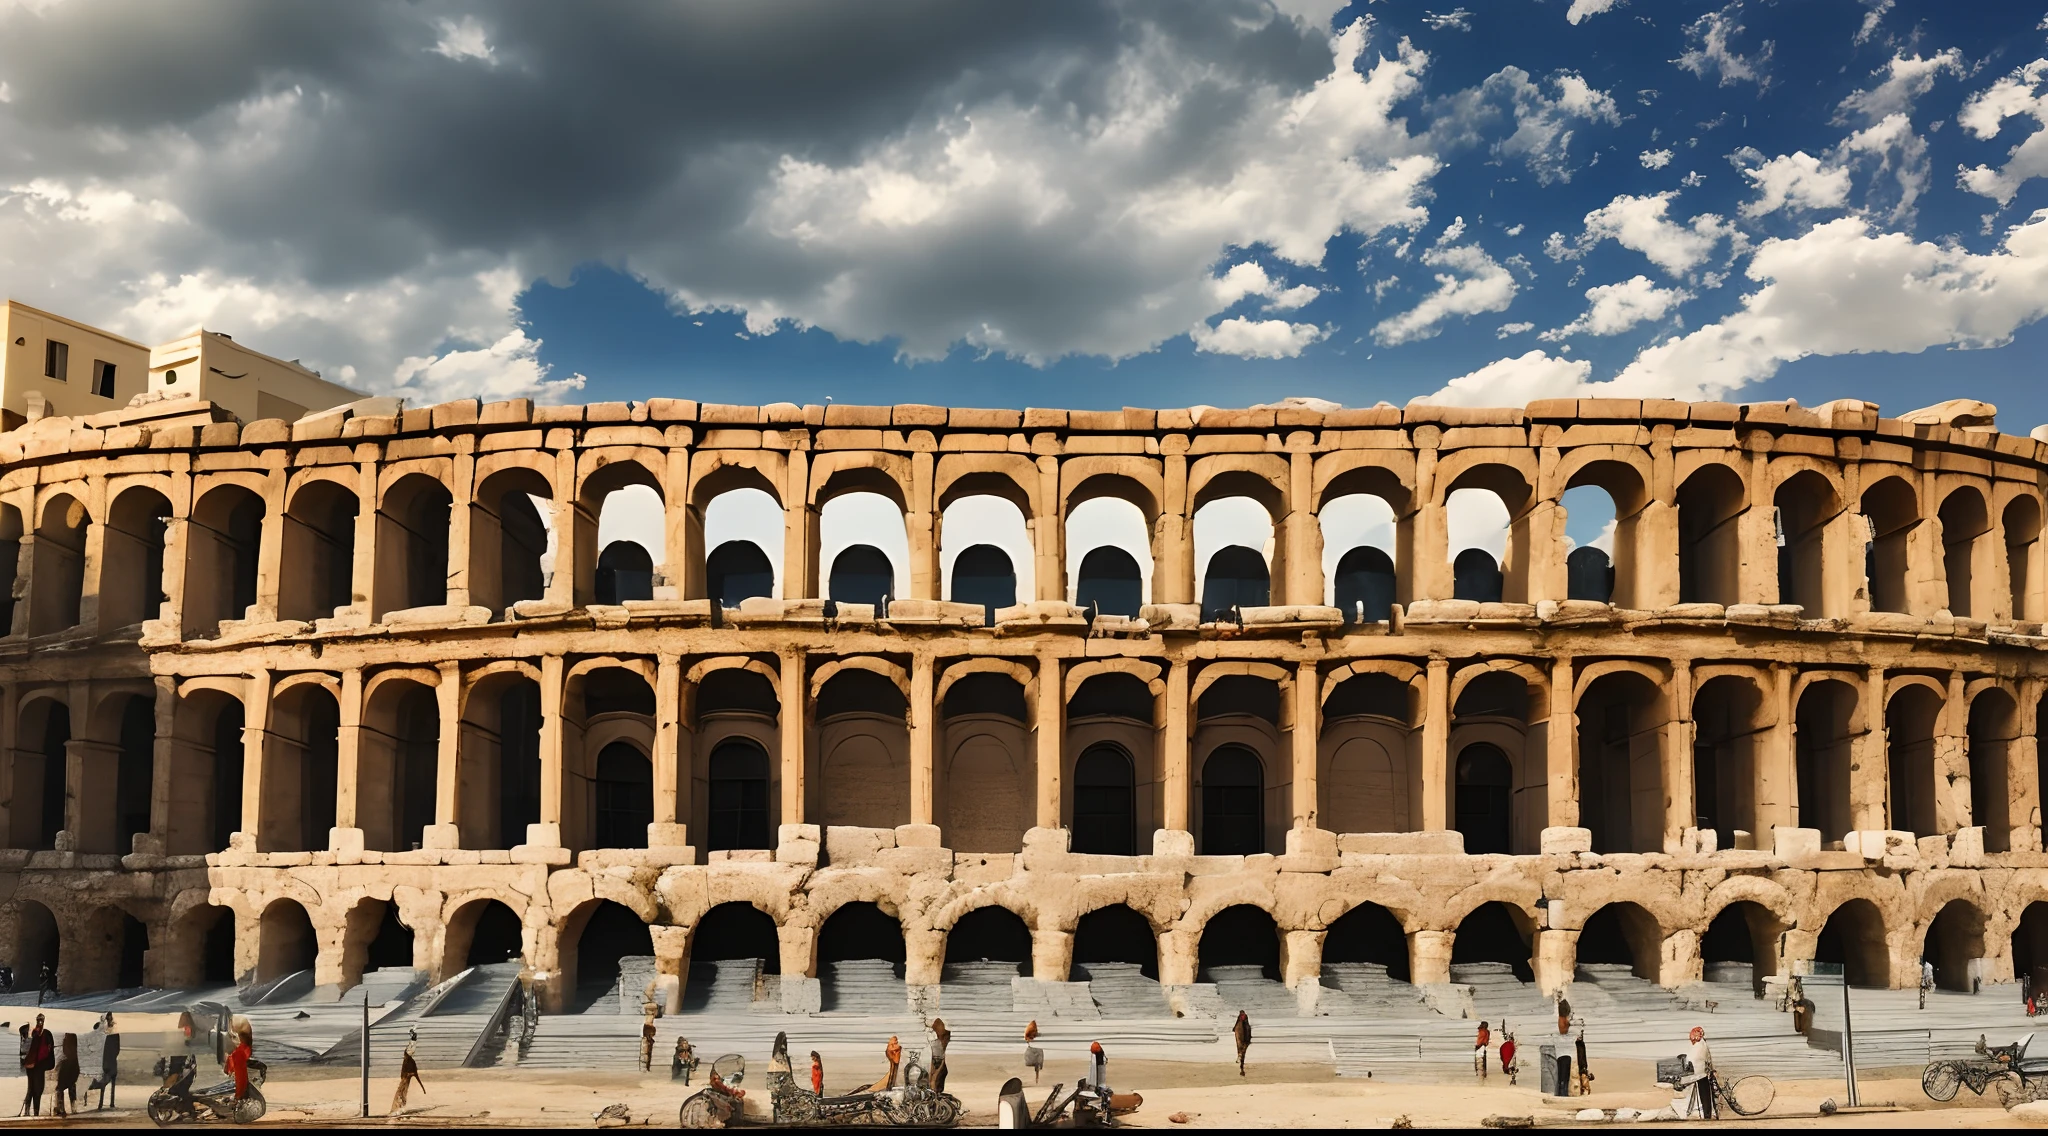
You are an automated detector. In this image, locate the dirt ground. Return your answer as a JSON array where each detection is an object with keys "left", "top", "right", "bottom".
[{"left": 2, "top": 1054, "right": 2041, "bottom": 1127}]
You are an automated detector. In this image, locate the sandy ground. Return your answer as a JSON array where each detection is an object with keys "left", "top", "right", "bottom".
[{"left": 0, "top": 1054, "right": 2039, "bottom": 1127}]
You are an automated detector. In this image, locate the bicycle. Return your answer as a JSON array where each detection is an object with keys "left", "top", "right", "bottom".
[{"left": 1714, "top": 1071, "right": 1775, "bottom": 1117}]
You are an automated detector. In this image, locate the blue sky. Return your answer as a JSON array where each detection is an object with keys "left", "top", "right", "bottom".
[{"left": 6, "top": 1, "right": 2048, "bottom": 428}]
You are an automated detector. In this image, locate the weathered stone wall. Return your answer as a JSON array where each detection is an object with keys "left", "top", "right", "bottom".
[{"left": 0, "top": 392, "right": 2044, "bottom": 1008}]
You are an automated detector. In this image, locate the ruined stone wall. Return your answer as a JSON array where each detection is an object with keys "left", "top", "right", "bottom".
[{"left": 0, "top": 391, "right": 2043, "bottom": 1008}]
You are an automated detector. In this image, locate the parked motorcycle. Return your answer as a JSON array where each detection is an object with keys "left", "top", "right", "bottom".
[{"left": 147, "top": 1054, "right": 268, "bottom": 1126}]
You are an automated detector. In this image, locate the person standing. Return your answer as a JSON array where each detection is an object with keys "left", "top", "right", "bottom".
[
  {"left": 1023, "top": 1021, "right": 1043, "bottom": 1084},
  {"left": 224, "top": 1019, "right": 255, "bottom": 1104},
  {"left": 17, "top": 1024, "right": 31, "bottom": 1116},
  {"left": 674, "top": 1036, "right": 696, "bottom": 1084},
  {"left": 1474, "top": 1021, "right": 1491, "bottom": 1079},
  {"left": 809, "top": 1050, "right": 824, "bottom": 1096},
  {"left": 928, "top": 1019, "right": 951, "bottom": 1093},
  {"left": 95, "top": 1013, "right": 120, "bottom": 1110},
  {"left": 1233, "top": 1011, "right": 1252, "bottom": 1076},
  {"left": 52, "top": 1034, "right": 78, "bottom": 1117},
  {"left": 1088, "top": 1041, "right": 1107, "bottom": 1090},
  {"left": 1556, "top": 995, "right": 1571, "bottom": 1036},
  {"left": 1573, "top": 1028, "right": 1593, "bottom": 1096},
  {"left": 36, "top": 963, "right": 54, "bottom": 1007},
  {"left": 1920, "top": 958, "right": 1935, "bottom": 1010},
  {"left": 24, "top": 1015, "right": 52, "bottom": 1116},
  {"left": 1681, "top": 1026, "right": 1715, "bottom": 1119},
  {"left": 1500, "top": 1032, "right": 1518, "bottom": 1086},
  {"left": 639, "top": 1007, "right": 657, "bottom": 1072},
  {"left": 391, "top": 1029, "right": 424, "bottom": 1113}
]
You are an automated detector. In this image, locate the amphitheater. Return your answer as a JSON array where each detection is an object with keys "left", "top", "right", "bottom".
[{"left": 2, "top": 389, "right": 2047, "bottom": 1045}]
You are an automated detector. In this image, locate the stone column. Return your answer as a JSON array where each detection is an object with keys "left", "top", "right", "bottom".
[
  {"left": 1662, "top": 659, "right": 1694, "bottom": 851},
  {"left": 908, "top": 450, "right": 937, "bottom": 600},
  {"left": 1034, "top": 455, "right": 1063, "bottom": 602},
  {"left": 1854, "top": 665, "right": 1889, "bottom": 831},
  {"left": 532, "top": 654, "right": 566, "bottom": 848},
  {"left": 1291, "top": 659, "right": 1319, "bottom": 830},
  {"left": 1548, "top": 656, "right": 1577, "bottom": 828},
  {"left": 425, "top": 660, "right": 462, "bottom": 849},
  {"left": 783, "top": 451, "right": 815, "bottom": 600},
  {"left": 1032, "top": 929, "right": 1073, "bottom": 983},
  {"left": 239, "top": 669, "right": 272, "bottom": 844},
  {"left": 650, "top": 924, "right": 687, "bottom": 1015},
  {"left": 251, "top": 468, "right": 285, "bottom": 623},
  {"left": 1740, "top": 444, "right": 1774, "bottom": 605},
  {"left": 2017, "top": 677, "right": 2043, "bottom": 852},
  {"left": 780, "top": 649, "right": 806, "bottom": 825},
  {"left": 1287, "top": 448, "right": 1318, "bottom": 606},
  {"left": 908, "top": 651, "right": 936, "bottom": 826},
  {"left": 77, "top": 513, "right": 107, "bottom": 634},
  {"left": 348, "top": 459, "right": 379, "bottom": 623},
  {"left": 1757, "top": 662, "right": 1795, "bottom": 833},
  {"left": 331, "top": 666, "right": 364, "bottom": 849},
  {"left": 1937, "top": 669, "right": 1970, "bottom": 832},
  {"left": 1411, "top": 438, "right": 1449, "bottom": 600},
  {"left": 544, "top": 450, "right": 578, "bottom": 610},
  {"left": 142, "top": 674, "right": 177, "bottom": 856},
  {"left": 1158, "top": 443, "right": 1191, "bottom": 604},
  {"left": 1161, "top": 659, "right": 1191, "bottom": 832},
  {"left": 1422, "top": 657, "right": 1449, "bottom": 830},
  {"left": 65, "top": 737, "right": 120, "bottom": 853},
  {"left": 651, "top": 653, "right": 686, "bottom": 848},
  {"left": 1035, "top": 653, "right": 1063, "bottom": 828},
  {"left": 1409, "top": 929, "right": 1453, "bottom": 987}
]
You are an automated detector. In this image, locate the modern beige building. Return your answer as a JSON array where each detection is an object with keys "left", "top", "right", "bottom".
[
  {"left": 0, "top": 301, "right": 151, "bottom": 429},
  {"left": 148, "top": 328, "right": 363, "bottom": 425},
  {"left": 0, "top": 392, "right": 2043, "bottom": 1021}
]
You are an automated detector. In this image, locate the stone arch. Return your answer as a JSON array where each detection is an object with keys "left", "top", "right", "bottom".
[
  {"left": 1559, "top": 451, "right": 1652, "bottom": 608},
  {"left": 1772, "top": 465, "right": 1844, "bottom": 618},
  {"left": 458, "top": 667, "right": 544, "bottom": 850},
  {"left": 2002, "top": 490, "right": 2044, "bottom": 621},
  {"left": 256, "top": 897, "right": 318, "bottom": 984},
  {"left": 1195, "top": 903, "right": 1281, "bottom": 983},
  {"left": 1968, "top": 684, "right": 2020, "bottom": 852},
  {"left": 1886, "top": 678, "right": 1947, "bottom": 836},
  {"left": 1576, "top": 668, "right": 1673, "bottom": 854},
  {"left": 1860, "top": 473, "right": 1920, "bottom": 615},
  {"left": 558, "top": 897, "right": 655, "bottom": 1010},
  {"left": 1675, "top": 459, "right": 1747, "bottom": 606},
  {"left": 439, "top": 893, "right": 529, "bottom": 977},
  {"left": 1939, "top": 483, "right": 1992, "bottom": 619},
  {"left": 1450, "top": 899, "right": 1536, "bottom": 983},
  {"left": 1814, "top": 897, "right": 1891, "bottom": 988},
  {"left": 468, "top": 463, "right": 554, "bottom": 618},
  {"left": 572, "top": 452, "right": 665, "bottom": 609},
  {"left": 101, "top": 482, "right": 172, "bottom": 631},
  {"left": 1574, "top": 901, "right": 1665, "bottom": 982},
  {"left": 181, "top": 481, "right": 265, "bottom": 636},
  {"left": 1073, "top": 903, "right": 1161, "bottom": 983}
]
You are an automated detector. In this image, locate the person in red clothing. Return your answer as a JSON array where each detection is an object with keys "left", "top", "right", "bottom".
[
  {"left": 1499, "top": 1032, "right": 1518, "bottom": 1085},
  {"left": 224, "top": 1020, "right": 254, "bottom": 1100},
  {"left": 1473, "top": 1021, "right": 1490, "bottom": 1078}
]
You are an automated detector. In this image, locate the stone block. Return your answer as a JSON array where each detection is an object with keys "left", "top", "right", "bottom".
[
  {"left": 1284, "top": 826, "right": 1338, "bottom": 859},
  {"left": 1540, "top": 826, "right": 1593, "bottom": 854},
  {"left": 894, "top": 823, "right": 943, "bottom": 848},
  {"left": 421, "top": 823, "right": 461, "bottom": 850},
  {"left": 1152, "top": 829, "right": 1194, "bottom": 857},
  {"left": 1772, "top": 827, "right": 1822, "bottom": 860},
  {"left": 647, "top": 822, "right": 689, "bottom": 849},
  {"left": 824, "top": 825, "right": 895, "bottom": 865},
  {"left": 1843, "top": 829, "right": 1915, "bottom": 861},
  {"left": 1951, "top": 826, "right": 1986, "bottom": 867},
  {"left": 781, "top": 976, "right": 822, "bottom": 1015},
  {"left": 328, "top": 827, "right": 365, "bottom": 853},
  {"left": 1338, "top": 830, "right": 1465, "bottom": 855}
]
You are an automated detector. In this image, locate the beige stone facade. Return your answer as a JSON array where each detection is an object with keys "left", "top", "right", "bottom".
[{"left": 0, "top": 391, "right": 2044, "bottom": 1013}]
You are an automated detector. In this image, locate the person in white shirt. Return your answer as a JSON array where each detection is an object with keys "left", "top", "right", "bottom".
[{"left": 1682, "top": 1026, "right": 1715, "bottom": 1119}]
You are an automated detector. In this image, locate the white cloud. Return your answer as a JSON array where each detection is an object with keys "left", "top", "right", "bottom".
[
  {"left": 1854, "top": 0, "right": 1893, "bottom": 47},
  {"left": 1837, "top": 113, "right": 1931, "bottom": 224},
  {"left": 1640, "top": 148, "right": 1673, "bottom": 169},
  {"left": 1422, "top": 9, "right": 1472, "bottom": 32},
  {"left": 1541, "top": 275, "right": 1691, "bottom": 340},
  {"left": 1681, "top": 170, "right": 1706, "bottom": 187},
  {"left": 1414, "top": 349, "right": 1592, "bottom": 406},
  {"left": 1210, "top": 261, "right": 1322, "bottom": 310},
  {"left": 431, "top": 16, "right": 495, "bottom": 63},
  {"left": 1599, "top": 212, "right": 2048, "bottom": 399},
  {"left": 1566, "top": 0, "right": 1626, "bottom": 26},
  {"left": 1673, "top": 5, "right": 1773, "bottom": 90},
  {"left": 1191, "top": 316, "right": 1326, "bottom": 358},
  {"left": 1836, "top": 49, "right": 1963, "bottom": 124},
  {"left": 392, "top": 327, "right": 585, "bottom": 404},
  {"left": 1735, "top": 150, "right": 1852, "bottom": 217},
  {"left": 1496, "top": 321, "right": 1534, "bottom": 337},
  {"left": 1373, "top": 236, "right": 1518, "bottom": 345},
  {"left": 1430, "top": 66, "right": 1620, "bottom": 186},
  {"left": 1550, "top": 192, "right": 1736, "bottom": 276},
  {"left": 1958, "top": 59, "right": 2048, "bottom": 206}
]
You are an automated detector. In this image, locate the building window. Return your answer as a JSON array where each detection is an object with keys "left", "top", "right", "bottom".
[
  {"left": 91, "top": 360, "right": 116, "bottom": 399},
  {"left": 43, "top": 340, "right": 68, "bottom": 381}
]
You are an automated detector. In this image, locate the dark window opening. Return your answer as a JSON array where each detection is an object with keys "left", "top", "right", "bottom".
[
  {"left": 707, "top": 740, "right": 771, "bottom": 852},
  {"left": 707, "top": 540, "right": 774, "bottom": 609},
  {"left": 816, "top": 670, "right": 906, "bottom": 719},
  {"left": 91, "top": 360, "right": 116, "bottom": 399},
  {"left": 1201, "top": 545, "right": 1269, "bottom": 621},
  {"left": 1334, "top": 546, "right": 1396, "bottom": 624},
  {"left": 498, "top": 684, "right": 543, "bottom": 845},
  {"left": 116, "top": 696, "right": 154, "bottom": 848},
  {"left": 1454, "top": 743, "right": 1511, "bottom": 855},
  {"left": 942, "top": 673, "right": 1027, "bottom": 721},
  {"left": 465, "top": 902, "right": 524, "bottom": 967},
  {"left": 1566, "top": 545, "right": 1614, "bottom": 602},
  {"left": 1197, "top": 905, "right": 1280, "bottom": 982},
  {"left": 595, "top": 541, "right": 654, "bottom": 604},
  {"left": 1452, "top": 548, "right": 1503, "bottom": 602},
  {"left": 1199, "top": 745, "right": 1263, "bottom": 855},
  {"left": 1076, "top": 546, "right": 1142, "bottom": 618},
  {"left": 949, "top": 544, "right": 1016, "bottom": 625},
  {"left": 1071, "top": 744, "right": 1135, "bottom": 856},
  {"left": 829, "top": 544, "right": 894, "bottom": 608},
  {"left": 1068, "top": 674, "right": 1151, "bottom": 721},
  {"left": 43, "top": 339, "right": 67, "bottom": 380}
]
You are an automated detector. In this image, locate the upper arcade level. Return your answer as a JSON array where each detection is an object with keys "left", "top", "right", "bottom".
[{"left": 0, "top": 392, "right": 2045, "bottom": 653}]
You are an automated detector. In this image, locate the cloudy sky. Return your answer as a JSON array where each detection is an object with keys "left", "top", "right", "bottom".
[{"left": 6, "top": 0, "right": 2048, "bottom": 428}]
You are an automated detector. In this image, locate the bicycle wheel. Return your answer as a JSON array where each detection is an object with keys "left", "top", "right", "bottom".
[
  {"left": 1723, "top": 1074, "right": 1775, "bottom": 1116},
  {"left": 1922, "top": 1062, "right": 1963, "bottom": 1102}
]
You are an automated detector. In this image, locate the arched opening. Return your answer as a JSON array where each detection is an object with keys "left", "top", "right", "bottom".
[
  {"left": 1774, "top": 470, "right": 1837, "bottom": 617},
  {"left": 707, "top": 738, "right": 771, "bottom": 852},
  {"left": 451, "top": 900, "right": 524, "bottom": 969},
  {"left": 1693, "top": 675, "right": 1766, "bottom": 850},
  {"left": 374, "top": 473, "right": 451, "bottom": 618},
  {"left": 200, "top": 907, "right": 235, "bottom": 985},
  {"left": 1323, "top": 673, "right": 1416, "bottom": 833},
  {"left": 1793, "top": 679, "right": 1856, "bottom": 845},
  {"left": 1199, "top": 744, "right": 1263, "bottom": 855},
  {"left": 29, "top": 493, "right": 88, "bottom": 634},
  {"left": 1451, "top": 672, "right": 1534, "bottom": 855},
  {"left": 571, "top": 901, "right": 653, "bottom": 1011},
  {"left": 468, "top": 468, "right": 552, "bottom": 618},
  {"left": 1701, "top": 901, "right": 1782, "bottom": 995},
  {"left": 366, "top": 903, "right": 415, "bottom": 973},
  {"left": 1886, "top": 683, "right": 1943, "bottom": 836},
  {"left": 210, "top": 700, "right": 244, "bottom": 854},
  {"left": 359, "top": 682, "right": 438, "bottom": 853},
  {"left": 1075, "top": 905, "right": 1159, "bottom": 981},
  {"left": 1940, "top": 487, "right": 1990, "bottom": 618},
  {"left": 1446, "top": 484, "right": 1512, "bottom": 603},
  {"left": 1559, "top": 483, "right": 1618, "bottom": 603},
  {"left": 818, "top": 902, "right": 906, "bottom": 1014},
  {"left": 262, "top": 683, "right": 338, "bottom": 853},
  {"left": 166, "top": 692, "right": 247, "bottom": 856},
  {"left": 1575, "top": 902, "right": 1661, "bottom": 982},
  {"left": 815, "top": 669, "right": 909, "bottom": 828},
  {"left": 15, "top": 698, "right": 70, "bottom": 850},
  {"left": 685, "top": 902, "right": 780, "bottom": 1012},
  {"left": 2012, "top": 902, "right": 2048, "bottom": 996},
  {"left": 707, "top": 540, "right": 775, "bottom": 609},
  {"left": 279, "top": 480, "right": 358, "bottom": 622},
  {"left": 1577, "top": 671, "right": 1668, "bottom": 854},
  {"left": 940, "top": 673, "right": 1029, "bottom": 853},
  {"left": 944, "top": 906, "right": 1032, "bottom": 997},
  {"left": 2005, "top": 495, "right": 2043, "bottom": 622},
  {"left": 1860, "top": 476, "right": 1917, "bottom": 615},
  {"left": 592, "top": 742, "right": 652, "bottom": 849},
  {"left": 1332, "top": 547, "right": 1396, "bottom": 624},
  {"left": 0, "top": 503, "right": 21, "bottom": 634},
  {"left": 1198, "top": 905, "right": 1280, "bottom": 982},
  {"left": 1969, "top": 689, "right": 2018, "bottom": 852},
  {"left": 828, "top": 545, "right": 895, "bottom": 608},
  {"left": 114, "top": 693, "right": 154, "bottom": 851},
  {"left": 1451, "top": 902, "right": 1534, "bottom": 984},
  {"left": 594, "top": 541, "right": 654, "bottom": 604},
  {"left": 1677, "top": 464, "right": 1745, "bottom": 606},
  {"left": 1321, "top": 491, "right": 1399, "bottom": 623},
  {"left": 1201, "top": 546, "right": 1269, "bottom": 621},
  {"left": 1814, "top": 898, "right": 1889, "bottom": 988},
  {"left": 1323, "top": 902, "right": 1410, "bottom": 983},
  {"left": 1454, "top": 743, "right": 1511, "bottom": 855},
  {"left": 116, "top": 911, "right": 149, "bottom": 988},
  {"left": 257, "top": 899, "right": 316, "bottom": 983},
  {"left": 101, "top": 487, "right": 171, "bottom": 631},
  {"left": 1922, "top": 900, "right": 1987, "bottom": 993},
  {"left": 1073, "top": 742, "right": 1137, "bottom": 856},
  {"left": 1067, "top": 494, "right": 1151, "bottom": 615},
  {"left": 12, "top": 901, "right": 59, "bottom": 986},
  {"left": 460, "top": 674, "right": 543, "bottom": 850},
  {"left": 948, "top": 544, "right": 1015, "bottom": 624},
  {"left": 1452, "top": 547, "right": 1502, "bottom": 603}
]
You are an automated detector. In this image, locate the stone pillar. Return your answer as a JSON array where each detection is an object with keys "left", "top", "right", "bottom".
[
  {"left": 1411, "top": 437, "right": 1448, "bottom": 600},
  {"left": 143, "top": 674, "right": 177, "bottom": 856},
  {"left": 2017, "top": 677, "right": 2044, "bottom": 852},
  {"left": 1035, "top": 653, "right": 1062, "bottom": 828},
  {"left": 783, "top": 451, "right": 815, "bottom": 600},
  {"left": 65, "top": 738, "right": 119, "bottom": 853},
  {"left": 1034, "top": 455, "right": 1063, "bottom": 602},
  {"left": 239, "top": 669, "right": 272, "bottom": 843},
  {"left": 1410, "top": 929, "right": 1453, "bottom": 987},
  {"left": 425, "top": 660, "right": 461, "bottom": 849},
  {"left": 545, "top": 450, "right": 578, "bottom": 610},
  {"left": 1291, "top": 659, "right": 1319, "bottom": 830},
  {"left": 1287, "top": 449, "right": 1318, "bottom": 606},
  {"left": 444, "top": 452, "right": 476, "bottom": 608},
  {"left": 1161, "top": 658, "right": 1191, "bottom": 831},
  {"left": 1532, "top": 927, "right": 1574, "bottom": 996},
  {"left": 1662, "top": 659, "right": 1693, "bottom": 851},
  {"left": 533, "top": 654, "right": 566, "bottom": 847},
  {"left": 348, "top": 460, "right": 378, "bottom": 623},
  {"left": 651, "top": 653, "right": 686, "bottom": 848},
  {"left": 904, "top": 926, "right": 943, "bottom": 988},
  {"left": 1757, "top": 662, "right": 1795, "bottom": 833},
  {"left": 1740, "top": 445, "right": 1774, "bottom": 605},
  {"left": 77, "top": 515, "right": 107, "bottom": 634},
  {"left": 1853, "top": 665, "right": 1889, "bottom": 831},
  {"left": 780, "top": 650, "right": 806, "bottom": 825},
  {"left": 779, "top": 918, "right": 822, "bottom": 1014},
  {"left": 331, "top": 667, "right": 364, "bottom": 848},
  {"left": 650, "top": 923, "right": 687, "bottom": 1015},
  {"left": 1032, "top": 929, "right": 1073, "bottom": 983},
  {"left": 1937, "top": 669, "right": 1970, "bottom": 832},
  {"left": 1548, "top": 656, "right": 1577, "bottom": 828},
  {"left": 1156, "top": 443, "right": 1191, "bottom": 605},
  {"left": 251, "top": 471, "right": 285, "bottom": 623},
  {"left": 1157, "top": 927, "right": 1197, "bottom": 987},
  {"left": 1422, "top": 657, "right": 1449, "bottom": 830},
  {"left": 908, "top": 450, "right": 937, "bottom": 601},
  {"left": 908, "top": 651, "right": 936, "bottom": 826}
]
